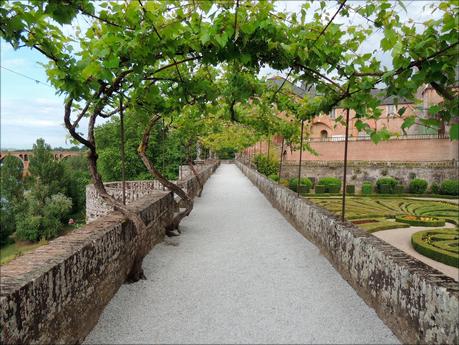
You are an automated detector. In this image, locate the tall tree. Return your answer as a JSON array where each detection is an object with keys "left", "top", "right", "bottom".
[
  {"left": 0, "top": 156, "right": 24, "bottom": 245},
  {"left": 28, "top": 138, "right": 66, "bottom": 195}
]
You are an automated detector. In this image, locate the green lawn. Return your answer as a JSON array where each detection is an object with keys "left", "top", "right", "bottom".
[
  {"left": 309, "top": 196, "right": 459, "bottom": 232},
  {"left": 0, "top": 240, "right": 48, "bottom": 265},
  {"left": 0, "top": 224, "right": 82, "bottom": 265}
]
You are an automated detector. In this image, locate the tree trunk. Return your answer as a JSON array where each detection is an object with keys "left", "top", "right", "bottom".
[
  {"left": 138, "top": 115, "right": 193, "bottom": 232},
  {"left": 64, "top": 100, "right": 149, "bottom": 283}
]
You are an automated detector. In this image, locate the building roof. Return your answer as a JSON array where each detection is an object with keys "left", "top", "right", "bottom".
[
  {"left": 267, "top": 76, "right": 309, "bottom": 98},
  {"left": 267, "top": 76, "right": 414, "bottom": 105},
  {"left": 369, "top": 89, "right": 413, "bottom": 105}
]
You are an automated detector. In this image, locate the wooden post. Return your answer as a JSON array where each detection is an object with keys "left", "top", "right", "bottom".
[
  {"left": 341, "top": 108, "right": 350, "bottom": 221},
  {"left": 297, "top": 120, "right": 304, "bottom": 197},
  {"left": 278, "top": 137, "right": 284, "bottom": 183},
  {"left": 119, "top": 94, "right": 126, "bottom": 205}
]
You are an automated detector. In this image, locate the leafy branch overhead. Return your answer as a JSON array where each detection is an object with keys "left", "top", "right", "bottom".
[{"left": 2, "top": 0, "right": 457, "bottom": 280}]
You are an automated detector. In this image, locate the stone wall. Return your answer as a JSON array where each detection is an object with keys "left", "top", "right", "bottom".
[
  {"left": 280, "top": 160, "right": 459, "bottom": 189},
  {"left": 86, "top": 180, "right": 167, "bottom": 222},
  {"left": 86, "top": 163, "right": 217, "bottom": 222},
  {"left": 0, "top": 193, "right": 174, "bottom": 345},
  {"left": 236, "top": 161, "right": 459, "bottom": 344},
  {"left": 1, "top": 161, "right": 220, "bottom": 345}
]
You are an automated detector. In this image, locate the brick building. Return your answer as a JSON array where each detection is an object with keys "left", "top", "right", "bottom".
[{"left": 244, "top": 77, "right": 457, "bottom": 163}]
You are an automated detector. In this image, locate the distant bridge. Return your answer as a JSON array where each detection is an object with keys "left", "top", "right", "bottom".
[{"left": 0, "top": 150, "right": 81, "bottom": 174}]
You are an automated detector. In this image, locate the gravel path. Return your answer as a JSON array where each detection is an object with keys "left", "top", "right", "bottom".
[
  {"left": 373, "top": 223, "right": 458, "bottom": 281},
  {"left": 85, "top": 164, "right": 398, "bottom": 344}
]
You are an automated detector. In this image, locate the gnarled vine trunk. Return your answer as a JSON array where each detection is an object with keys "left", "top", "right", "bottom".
[
  {"left": 138, "top": 115, "right": 194, "bottom": 233},
  {"left": 65, "top": 99, "right": 149, "bottom": 283}
]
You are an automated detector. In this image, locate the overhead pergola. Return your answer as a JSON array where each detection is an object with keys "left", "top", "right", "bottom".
[{"left": 1, "top": 0, "right": 457, "bottom": 280}]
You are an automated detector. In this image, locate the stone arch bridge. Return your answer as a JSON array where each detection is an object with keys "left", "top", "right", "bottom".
[{"left": 0, "top": 150, "right": 81, "bottom": 174}]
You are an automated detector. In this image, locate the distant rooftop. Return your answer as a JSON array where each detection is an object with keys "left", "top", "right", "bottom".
[{"left": 267, "top": 76, "right": 413, "bottom": 106}]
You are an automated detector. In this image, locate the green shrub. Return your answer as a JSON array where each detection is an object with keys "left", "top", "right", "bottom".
[
  {"left": 253, "top": 154, "right": 278, "bottom": 177},
  {"left": 15, "top": 193, "right": 72, "bottom": 242},
  {"left": 361, "top": 182, "right": 373, "bottom": 195},
  {"left": 411, "top": 229, "right": 458, "bottom": 268},
  {"left": 430, "top": 182, "right": 441, "bottom": 194},
  {"left": 268, "top": 174, "right": 279, "bottom": 182},
  {"left": 440, "top": 179, "right": 459, "bottom": 196},
  {"left": 318, "top": 177, "right": 341, "bottom": 193},
  {"left": 376, "top": 177, "right": 398, "bottom": 194},
  {"left": 289, "top": 178, "right": 313, "bottom": 193},
  {"left": 315, "top": 185, "right": 326, "bottom": 194},
  {"left": 346, "top": 185, "right": 355, "bottom": 194},
  {"left": 16, "top": 216, "right": 42, "bottom": 242},
  {"left": 409, "top": 179, "right": 428, "bottom": 194}
]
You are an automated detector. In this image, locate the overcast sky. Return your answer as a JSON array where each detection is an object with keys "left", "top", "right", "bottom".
[{"left": 0, "top": 1, "right": 440, "bottom": 149}]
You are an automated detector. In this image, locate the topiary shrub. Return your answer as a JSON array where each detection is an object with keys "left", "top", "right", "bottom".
[
  {"left": 376, "top": 177, "right": 398, "bottom": 194},
  {"left": 411, "top": 229, "right": 458, "bottom": 267},
  {"left": 361, "top": 182, "right": 373, "bottom": 195},
  {"left": 315, "top": 185, "right": 326, "bottom": 194},
  {"left": 318, "top": 177, "right": 341, "bottom": 193},
  {"left": 288, "top": 177, "right": 313, "bottom": 194},
  {"left": 346, "top": 185, "right": 355, "bottom": 194},
  {"left": 395, "top": 215, "right": 445, "bottom": 227},
  {"left": 440, "top": 179, "right": 459, "bottom": 196},
  {"left": 409, "top": 178, "right": 428, "bottom": 194}
]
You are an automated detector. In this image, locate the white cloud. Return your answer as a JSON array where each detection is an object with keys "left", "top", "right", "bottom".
[
  {"left": 1, "top": 58, "right": 27, "bottom": 68},
  {"left": 1, "top": 96, "right": 89, "bottom": 149}
]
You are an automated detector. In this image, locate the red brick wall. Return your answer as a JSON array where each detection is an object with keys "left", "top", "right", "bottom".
[{"left": 286, "top": 139, "right": 458, "bottom": 162}]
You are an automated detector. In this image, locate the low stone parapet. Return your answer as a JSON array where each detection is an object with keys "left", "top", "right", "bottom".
[
  {"left": 0, "top": 193, "right": 174, "bottom": 345},
  {"left": 86, "top": 162, "right": 219, "bottom": 222},
  {"left": 236, "top": 160, "right": 458, "bottom": 344},
  {"left": 0, "top": 161, "right": 220, "bottom": 344}
]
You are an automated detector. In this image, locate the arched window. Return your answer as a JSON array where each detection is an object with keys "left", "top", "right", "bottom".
[{"left": 320, "top": 130, "right": 328, "bottom": 140}]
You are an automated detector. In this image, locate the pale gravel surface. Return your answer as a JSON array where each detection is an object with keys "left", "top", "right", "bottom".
[
  {"left": 85, "top": 164, "right": 399, "bottom": 344},
  {"left": 373, "top": 222, "right": 458, "bottom": 281}
]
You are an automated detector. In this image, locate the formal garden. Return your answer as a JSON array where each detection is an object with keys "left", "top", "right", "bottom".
[{"left": 251, "top": 153, "right": 459, "bottom": 268}]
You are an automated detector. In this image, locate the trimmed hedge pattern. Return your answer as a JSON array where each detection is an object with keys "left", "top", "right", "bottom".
[
  {"left": 310, "top": 197, "right": 459, "bottom": 227},
  {"left": 411, "top": 229, "right": 459, "bottom": 268},
  {"left": 395, "top": 215, "right": 445, "bottom": 227}
]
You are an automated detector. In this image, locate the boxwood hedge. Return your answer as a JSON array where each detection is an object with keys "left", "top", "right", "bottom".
[{"left": 411, "top": 229, "right": 458, "bottom": 268}]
